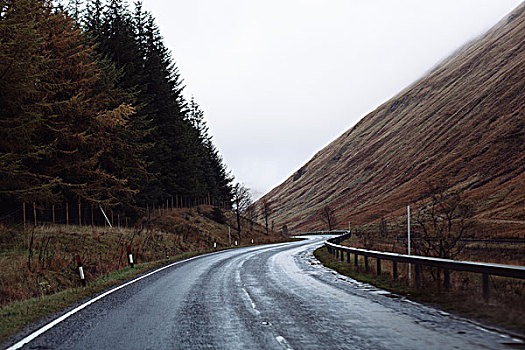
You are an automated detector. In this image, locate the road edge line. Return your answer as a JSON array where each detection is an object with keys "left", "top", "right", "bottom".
[{"left": 6, "top": 250, "right": 223, "bottom": 350}]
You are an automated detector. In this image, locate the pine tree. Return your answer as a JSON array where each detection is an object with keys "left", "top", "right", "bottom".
[
  {"left": 31, "top": 3, "right": 137, "bottom": 205},
  {"left": 0, "top": 0, "right": 56, "bottom": 204},
  {"left": 84, "top": 0, "right": 103, "bottom": 36},
  {"left": 187, "top": 98, "right": 233, "bottom": 203},
  {"left": 84, "top": 0, "right": 153, "bottom": 207},
  {"left": 1, "top": 0, "right": 139, "bottom": 210}
]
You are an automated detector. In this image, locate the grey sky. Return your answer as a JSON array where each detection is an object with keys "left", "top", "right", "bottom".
[{"left": 142, "top": 0, "right": 522, "bottom": 198}]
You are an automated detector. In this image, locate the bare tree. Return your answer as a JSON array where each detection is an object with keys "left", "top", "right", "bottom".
[
  {"left": 414, "top": 181, "right": 474, "bottom": 260},
  {"left": 320, "top": 205, "right": 337, "bottom": 231},
  {"left": 232, "top": 183, "right": 251, "bottom": 238},
  {"left": 261, "top": 198, "right": 272, "bottom": 235},
  {"left": 245, "top": 203, "right": 256, "bottom": 231}
]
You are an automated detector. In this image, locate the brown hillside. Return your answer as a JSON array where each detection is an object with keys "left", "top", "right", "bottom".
[{"left": 256, "top": 3, "right": 525, "bottom": 235}]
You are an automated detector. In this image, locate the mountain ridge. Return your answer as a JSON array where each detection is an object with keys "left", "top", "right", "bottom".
[{"left": 255, "top": 3, "right": 525, "bottom": 235}]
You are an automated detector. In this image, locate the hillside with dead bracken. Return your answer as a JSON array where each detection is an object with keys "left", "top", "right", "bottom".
[{"left": 256, "top": 3, "right": 525, "bottom": 238}]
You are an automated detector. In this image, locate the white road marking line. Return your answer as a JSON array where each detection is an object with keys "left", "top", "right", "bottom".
[
  {"left": 7, "top": 243, "right": 295, "bottom": 350},
  {"left": 275, "top": 335, "right": 294, "bottom": 350},
  {"left": 241, "top": 287, "right": 258, "bottom": 312}
]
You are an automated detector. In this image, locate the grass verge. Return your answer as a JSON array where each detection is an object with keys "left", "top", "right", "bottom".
[
  {"left": 314, "top": 246, "right": 525, "bottom": 335},
  {"left": 0, "top": 250, "right": 205, "bottom": 344},
  {"left": 0, "top": 240, "right": 294, "bottom": 345}
]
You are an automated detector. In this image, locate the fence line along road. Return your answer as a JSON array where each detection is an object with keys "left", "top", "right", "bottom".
[{"left": 323, "top": 232, "right": 525, "bottom": 302}]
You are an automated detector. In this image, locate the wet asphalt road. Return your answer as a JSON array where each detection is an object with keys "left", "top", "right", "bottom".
[{"left": 9, "top": 236, "right": 524, "bottom": 349}]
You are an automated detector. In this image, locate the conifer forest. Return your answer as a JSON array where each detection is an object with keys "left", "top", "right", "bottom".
[{"left": 0, "top": 0, "right": 233, "bottom": 222}]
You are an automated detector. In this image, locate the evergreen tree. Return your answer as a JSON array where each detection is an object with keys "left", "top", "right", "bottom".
[
  {"left": 0, "top": 0, "right": 138, "bottom": 209},
  {"left": 187, "top": 98, "right": 232, "bottom": 202},
  {"left": 84, "top": 0, "right": 103, "bottom": 35},
  {"left": 31, "top": 2, "right": 136, "bottom": 205},
  {"left": 1, "top": 0, "right": 233, "bottom": 218},
  {"left": 0, "top": 0, "right": 58, "bottom": 204},
  {"left": 84, "top": 0, "right": 153, "bottom": 207}
]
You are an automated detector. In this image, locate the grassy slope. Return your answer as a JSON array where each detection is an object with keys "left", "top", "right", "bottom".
[
  {"left": 0, "top": 206, "right": 288, "bottom": 343},
  {"left": 256, "top": 3, "right": 525, "bottom": 236}
]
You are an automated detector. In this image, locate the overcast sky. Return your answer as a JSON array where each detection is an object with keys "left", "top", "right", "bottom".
[{"left": 142, "top": 0, "right": 522, "bottom": 199}]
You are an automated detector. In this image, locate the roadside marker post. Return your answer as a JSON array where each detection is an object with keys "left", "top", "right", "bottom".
[
  {"left": 407, "top": 205, "right": 411, "bottom": 280},
  {"left": 127, "top": 246, "right": 134, "bottom": 268},
  {"left": 76, "top": 255, "right": 86, "bottom": 286}
]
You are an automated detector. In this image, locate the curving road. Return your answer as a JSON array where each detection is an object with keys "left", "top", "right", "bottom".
[{"left": 7, "top": 236, "right": 524, "bottom": 349}]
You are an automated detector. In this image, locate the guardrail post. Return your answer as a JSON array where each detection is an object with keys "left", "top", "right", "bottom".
[
  {"left": 364, "top": 256, "right": 369, "bottom": 272},
  {"left": 347, "top": 251, "right": 350, "bottom": 263},
  {"left": 340, "top": 250, "right": 344, "bottom": 262},
  {"left": 377, "top": 258, "right": 381, "bottom": 276},
  {"left": 482, "top": 273, "right": 489, "bottom": 302},
  {"left": 444, "top": 269, "right": 450, "bottom": 291},
  {"left": 415, "top": 264, "right": 421, "bottom": 287},
  {"left": 393, "top": 261, "right": 398, "bottom": 280},
  {"left": 354, "top": 253, "right": 358, "bottom": 267}
]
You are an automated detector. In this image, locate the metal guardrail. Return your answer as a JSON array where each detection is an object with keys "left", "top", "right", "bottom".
[
  {"left": 324, "top": 232, "right": 525, "bottom": 301},
  {"left": 394, "top": 237, "right": 525, "bottom": 245},
  {"left": 295, "top": 230, "right": 348, "bottom": 236}
]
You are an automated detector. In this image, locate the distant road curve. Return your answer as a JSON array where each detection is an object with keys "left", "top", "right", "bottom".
[{"left": 6, "top": 236, "right": 524, "bottom": 349}]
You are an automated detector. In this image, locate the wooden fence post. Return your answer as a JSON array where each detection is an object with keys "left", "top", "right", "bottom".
[
  {"left": 78, "top": 198, "right": 81, "bottom": 226},
  {"left": 483, "top": 273, "right": 490, "bottom": 302},
  {"left": 393, "top": 261, "right": 398, "bottom": 280},
  {"left": 52, "top": 204, "right": 55, "bottom": 225},
  {"left": 33, "top": 202, "right": 37, "bottom": 227},
  {"left": 23, "top": 202, "right": 27, "bottom": 231},
  {"left": 415, "top": 264, "right": 421, "bottom": 287}
]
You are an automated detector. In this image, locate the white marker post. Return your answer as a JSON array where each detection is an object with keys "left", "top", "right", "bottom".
[
  {"left": 127, "top": 246, "right": 134, "bottom": 268},
  {"left": 407, "top": 205, "right": 411, "bottom": 280},
  {"left": 76, "top": 255, "right": 86, "bottom": 286}
]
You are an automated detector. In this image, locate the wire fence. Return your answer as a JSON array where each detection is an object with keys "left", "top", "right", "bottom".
[{"left": 0, "top": 195, "right": 231, "bottom": 229}]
